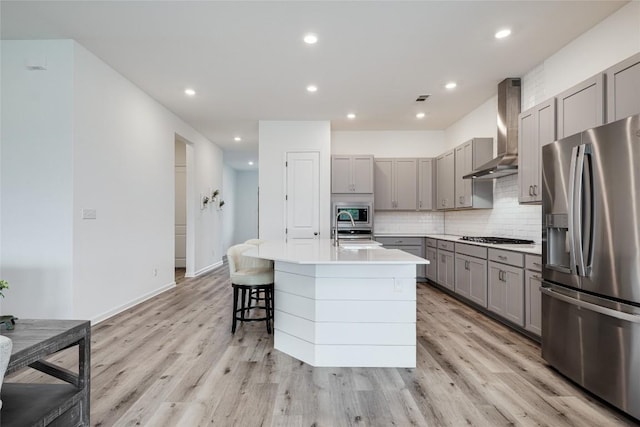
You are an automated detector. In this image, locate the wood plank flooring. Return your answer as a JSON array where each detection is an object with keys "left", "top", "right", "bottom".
[{"left": 7, "top": 265, "right": 639, "bottom": 426}]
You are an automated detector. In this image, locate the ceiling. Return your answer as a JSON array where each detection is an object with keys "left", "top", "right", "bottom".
[{"left": 0, "top": 1, "right": 626, "bottom": 170}]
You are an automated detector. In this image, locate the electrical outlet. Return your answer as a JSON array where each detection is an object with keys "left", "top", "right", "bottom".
[{"left": 393, "top": 280, "right": 402, "bottom": 293}]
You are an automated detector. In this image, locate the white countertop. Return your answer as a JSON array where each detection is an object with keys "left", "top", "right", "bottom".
[
  {"left": 244, "top": 239, "right": 429, "bottom": 265},
  {"left": 375, "top": 233, "right": 542, "bottom": 255}
]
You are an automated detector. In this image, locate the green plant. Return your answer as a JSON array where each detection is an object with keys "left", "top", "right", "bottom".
[{"left": 0, "top": 280, "right": 9, "bottom": 298}]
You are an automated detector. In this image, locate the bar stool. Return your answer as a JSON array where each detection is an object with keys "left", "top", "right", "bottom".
[
  {"left": 244, "top": 239, "right": 271, "bottom": 308},
  {"left": 227, "top": 244, "right": 274, "bottom": 334}
]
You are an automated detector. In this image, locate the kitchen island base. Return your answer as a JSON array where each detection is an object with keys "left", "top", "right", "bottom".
[{"left": 273, "top": 261, "right": 417, "bottom": 367}]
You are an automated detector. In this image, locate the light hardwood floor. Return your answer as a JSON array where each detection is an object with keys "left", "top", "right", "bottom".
[{"left": 7, "top": 265, "right": 639, "bottom": 426}]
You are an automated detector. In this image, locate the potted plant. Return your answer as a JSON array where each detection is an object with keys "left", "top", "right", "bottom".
[{"left": 0, "top": 280, "right": 15, "bottom": 330}]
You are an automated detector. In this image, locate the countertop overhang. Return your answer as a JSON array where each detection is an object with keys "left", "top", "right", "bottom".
[{"left": 243, "top": 239, "right": 429, "bottom": 265}]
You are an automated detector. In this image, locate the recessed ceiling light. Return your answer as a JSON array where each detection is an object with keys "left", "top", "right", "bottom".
[
  {"left": 416, "top": 112, "right": 426, "bottom": 119},
  {"left": 184, "top": 88, "right": 196, "bottom": 96},
  {"left": 495, "top": 28, "right": 511, "bottom": 39},
  {"left": 306, "top": 85, "right": 318, "bottom": 93},
  {"left": 248, "top": 161, "right": 254, "bottom": 166},
  {"left": 303, "top": 33, "right": 318, "bottom": 44},
  {"left": 347, "top": 113, "right": 356, "bottom": 119},
  {"left": 234, "top": 136, "right": 242, "bottom": 142},
  {"left": 445, "top": 82, "right": 457, "bottom": 90}
]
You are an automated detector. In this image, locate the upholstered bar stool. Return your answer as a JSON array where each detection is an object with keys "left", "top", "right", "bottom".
[
  {"left": 244, "top": 239, "right": 271, "bottom": 309},
  {"left": 227, "top": 244, "right": 274, "bottom": 334}
]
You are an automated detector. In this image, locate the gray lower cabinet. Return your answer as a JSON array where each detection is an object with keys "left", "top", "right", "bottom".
[
  {"left": 487, "top": 249, "right": 525, "bottom": 327},
  {"left": 557, "top": 73, "right": 605, "bottom": 138},
  {"left": 454, "top": 243, "right": 488, "bottom": 307},
  {"left": 425, "top": 244, "right": 438, "bottom": 282},
  {"left": 376, "top": 236, "right": 425, "bottom": 278},
  {"left": 606, "top": 52, "right": 640, "bottom": 123},
  {"left": 524, "top": 255, "right": 543, "bottom": 336},
  {"left": 436, "top": 240, "right": 455, "bottom": 291}
]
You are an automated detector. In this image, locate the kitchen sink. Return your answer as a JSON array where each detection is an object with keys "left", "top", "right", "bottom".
[{"left": 337, "top": 240, "right": 383, "bottom": 250}]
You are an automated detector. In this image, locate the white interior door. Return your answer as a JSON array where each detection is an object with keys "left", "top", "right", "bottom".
[{"left": 286, "top": 152, "right": 320, "bottom": 239}]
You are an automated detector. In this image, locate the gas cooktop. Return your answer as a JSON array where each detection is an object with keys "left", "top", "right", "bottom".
[{"left": 459, "top": 236, "right": 535, "bottom": 244}]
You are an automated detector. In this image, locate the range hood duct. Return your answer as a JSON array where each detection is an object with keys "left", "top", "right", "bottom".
[{"left": 463, "top": 78, "right": 521, "bottom": 180}]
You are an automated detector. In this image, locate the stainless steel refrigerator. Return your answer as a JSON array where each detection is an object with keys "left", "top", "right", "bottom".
[{"left": 541, "top": 114, "right": 640, "bottom": 420}]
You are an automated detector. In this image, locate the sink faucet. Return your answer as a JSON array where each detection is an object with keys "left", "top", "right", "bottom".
[{"left": 334, "top": 210, "right": 356, "bottom": 246}]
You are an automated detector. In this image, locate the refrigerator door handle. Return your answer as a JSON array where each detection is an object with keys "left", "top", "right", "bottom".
[
  {"left": 573, "top": 144, "right": 587, "bottom": 276},
  {"left": 540, "top": 287, "right": 640, "bottom": 324},
  {"left": 568, "top": 146, "right": 579, "bottom": 276}
]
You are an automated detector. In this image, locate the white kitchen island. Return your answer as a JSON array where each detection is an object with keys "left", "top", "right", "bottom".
[{"left": 244, "top": 239, "right": 428, "bottom": 368}]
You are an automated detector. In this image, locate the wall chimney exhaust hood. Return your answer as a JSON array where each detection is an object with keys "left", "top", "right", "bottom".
[{"left": 464, "top": 78, "right": 521, "bottom": 180}]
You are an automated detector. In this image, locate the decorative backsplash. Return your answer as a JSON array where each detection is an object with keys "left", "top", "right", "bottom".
[
  {"left": 373, "top": 175, "right": 543, "bottom": 243},
  {"left": 374, "top": 211, "right": 445, "bottom": 235},
  {"left": 444, "top": 175, "right": 542, "bottom": 243}
]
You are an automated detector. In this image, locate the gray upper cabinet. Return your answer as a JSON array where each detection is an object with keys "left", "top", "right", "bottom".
[
  {"left": 557, "top": 73, "right": 604, "bottom": 138},
  {"left": 518, "top": 98, "right": 556, "bottom": 204},
  {"left": 606, "top": 52, "right": 640, "bottom": 123},
  {"left": 454, "top": 138, "right": 493, "bottom": 209},
  {"left": 436, "top": 150, "right": 455, "bottom": 210},
  {"left": 374, "top": 158, "right": 417, "bottom": 210},
  {"left": 331, "top": 155, "right": 374, "bottom": 193},
  {"left": 417, "top": 158, "right": 435, "bottom": 211}
]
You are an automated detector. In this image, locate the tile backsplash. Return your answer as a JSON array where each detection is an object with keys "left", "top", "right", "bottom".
[
  {"left": 374, "top": 175, "right": 543, "bottom": 243},
  {"left": 374, "top": 211, "right": 445, "bottom": 235}
]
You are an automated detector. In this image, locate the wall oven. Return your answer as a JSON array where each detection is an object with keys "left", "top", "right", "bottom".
[{"left": 332, "top": 201, "right": 373, "bottom": 240}]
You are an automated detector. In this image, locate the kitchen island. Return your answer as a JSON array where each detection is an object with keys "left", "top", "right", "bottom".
[{"left": 244, "top": 239, "right": 428, "bottom": 368}]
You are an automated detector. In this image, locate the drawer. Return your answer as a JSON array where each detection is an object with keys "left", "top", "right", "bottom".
[
  {"left": 437, "top": 240, "right": 455, "bottom": 251},
  {"left": 455, "top": 243, "right": 487, "bottom": 259},
  {"left": 376, "top": 236, "right": 423, "bottom": 246},
  {"left": 426, "top": 238, "right": 437, "bottom": 248},
  {"left": 488, "top": 248, "right": 524, "bottom": 267},
  {"left": 525, "top": 255, "right": 542, "bottom": 272}
]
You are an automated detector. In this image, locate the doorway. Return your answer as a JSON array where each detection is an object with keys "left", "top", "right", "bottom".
[{"left": 175, "top": 135, "right": 195, "bottom": 278}]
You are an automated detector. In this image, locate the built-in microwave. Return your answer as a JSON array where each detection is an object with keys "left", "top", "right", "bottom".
[{"left": 332, "top": 202, "right": 373, "bottom": 229}]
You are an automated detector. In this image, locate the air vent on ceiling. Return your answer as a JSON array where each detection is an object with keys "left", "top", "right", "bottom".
[{"left": 415, "top": 94, "right": 430, "bottom": 102}]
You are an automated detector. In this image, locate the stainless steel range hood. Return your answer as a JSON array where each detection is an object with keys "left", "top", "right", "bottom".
[{"left": 463, "top": 78, "right": 521, "bottom": 180}]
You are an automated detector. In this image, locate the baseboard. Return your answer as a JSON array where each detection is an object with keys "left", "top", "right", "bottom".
[
  {"left": 185, "top": 260, "right": 223, "bottom": 278},
  {"left": 91, "top": 281, "right": 176, "bottom": 325}
]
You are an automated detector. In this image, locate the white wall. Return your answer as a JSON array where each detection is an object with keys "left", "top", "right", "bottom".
[
  {"left": 444, "top": 97, "right": 497, "bottom": 151},
  {"left": 332, "top": 130, "right": 446, "bottom": 157},
  {"left": 1, "top": 40, "right": 225, "bottom": 322},
  {"left": 258, "top": 121, "right": 331, "bottom": 240},
  {"left": 1, "top": 40, "right": 75, "bottom": 318},
  {"left": 222, "top": 164, "right": 236, "bottom": 253},
  {"left": 540, "top": 1, "right": 640, "bottom": 103},
  {"left": 234, "top": 171, "right": 259, "bottom": 244},
  {"left": 440, "top": 1, "right": 639, "bottom": 243}
]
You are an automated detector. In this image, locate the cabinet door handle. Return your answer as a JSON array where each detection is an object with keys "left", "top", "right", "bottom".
[
  {"left": 465, "top": 260, "right": 470, "bottom": 270},
  {"left": 533, "top": 184, "right": 538, "bottom": 196},
  {"left": 419, "top": 201, "right": 423, "bottom": 208},
  {"left": 529, "top": 185, "right": 533, "bottom": 196},
  {"left": 531, "top": 274, "right": 542, "bottom": 281},
  {"left": 498, "top": 255, "right": 507, "bottom": 261}
]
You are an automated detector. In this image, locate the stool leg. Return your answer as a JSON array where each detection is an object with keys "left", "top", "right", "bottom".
[
  {"left": 240, "top": 288, "right": 247, "bottom": 322},
  {"left": 231, "top": 286, "right": 238, "bottom": 334},
  {"left": 265, "top": 286, "right": 272, "bottom": 334}
]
